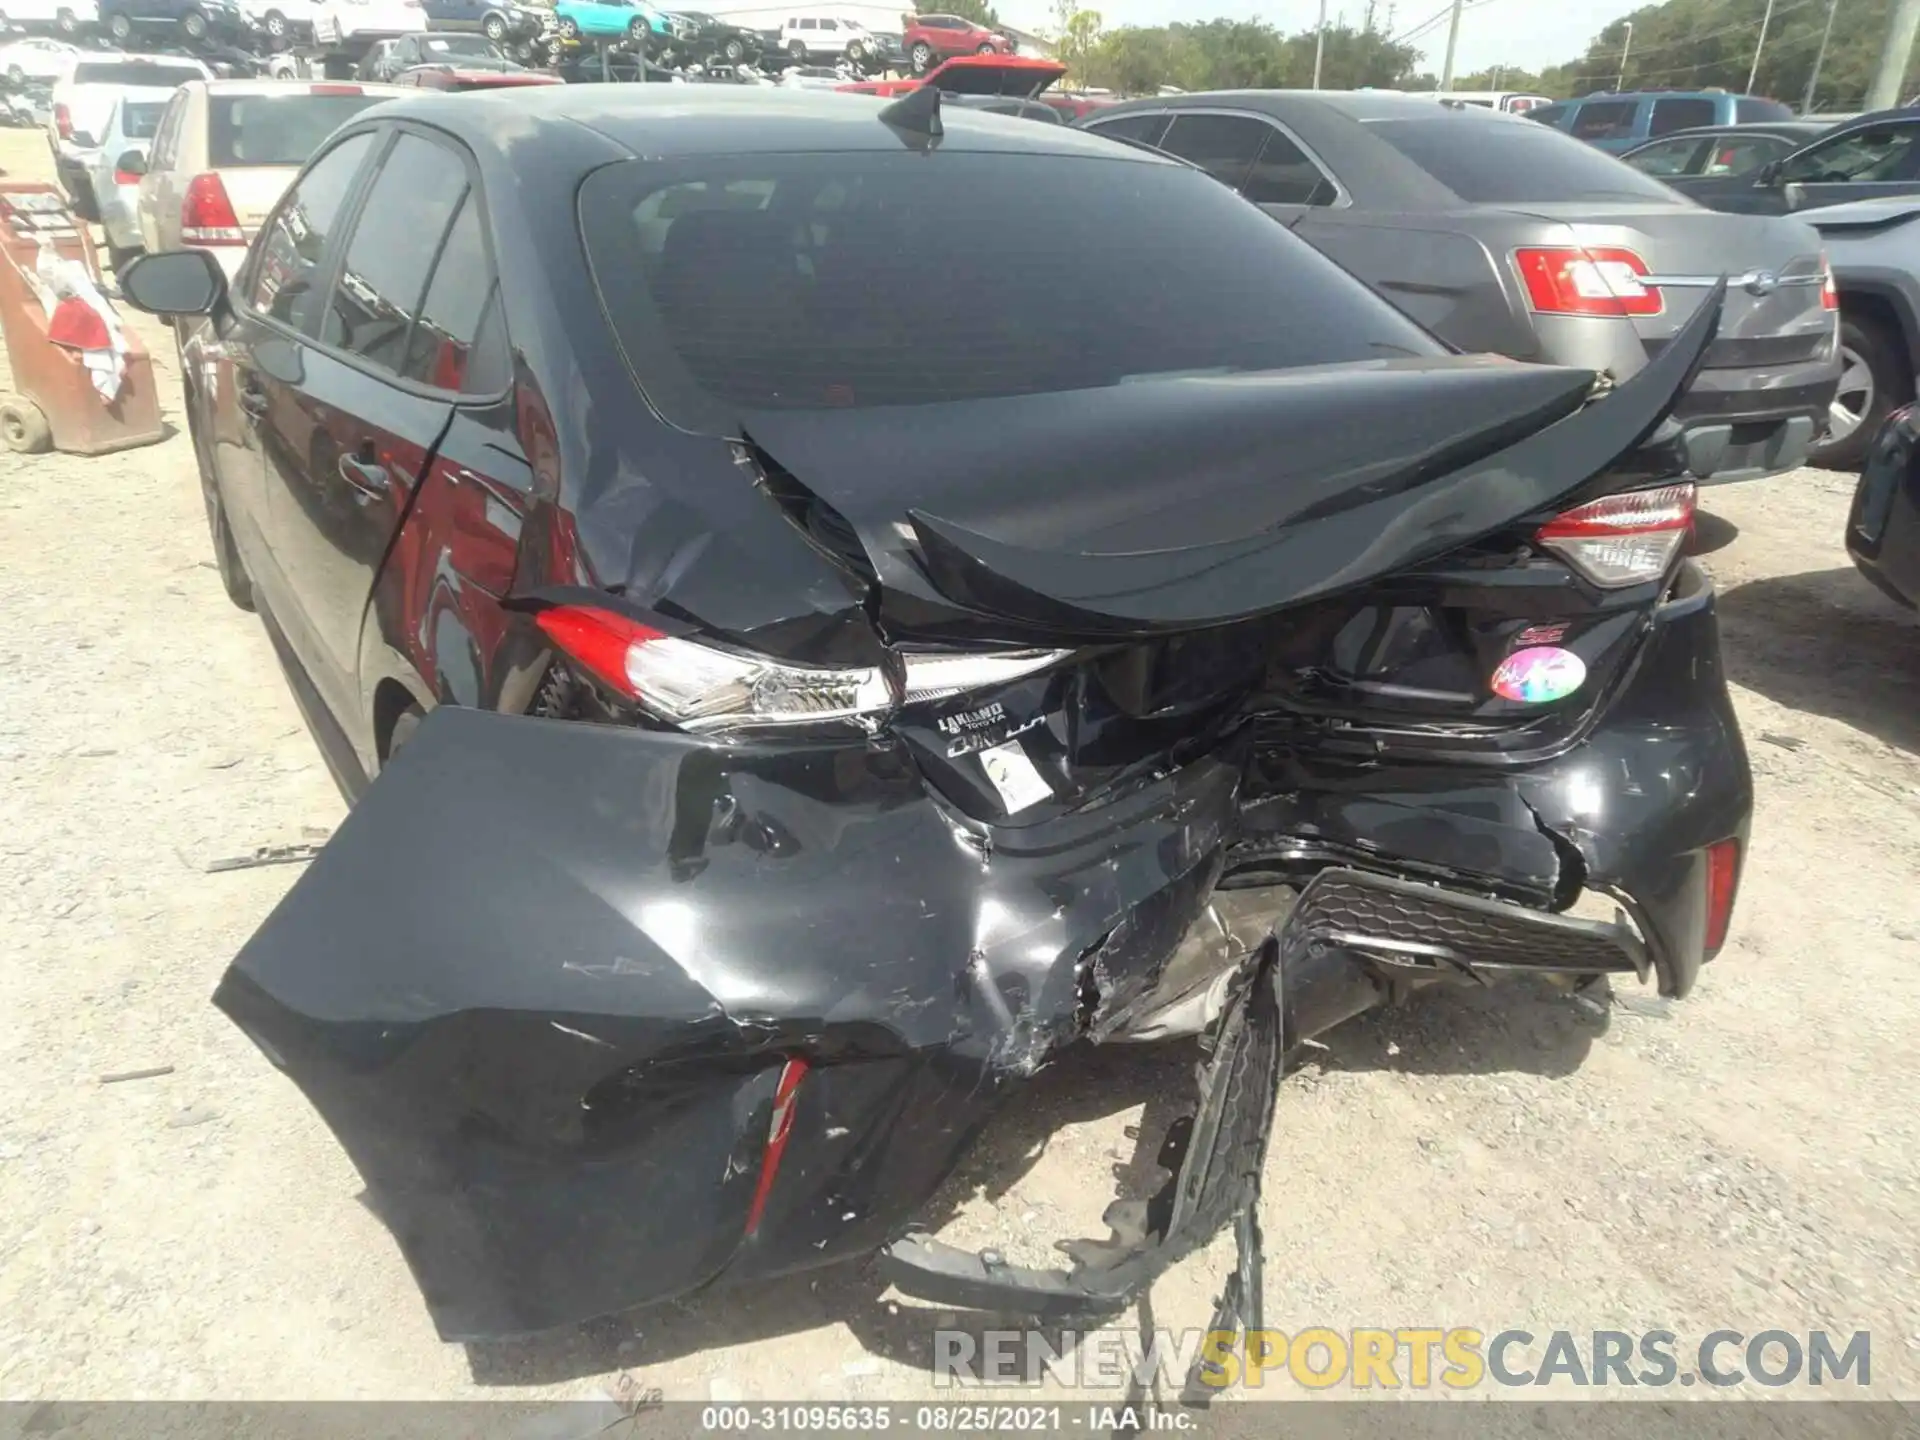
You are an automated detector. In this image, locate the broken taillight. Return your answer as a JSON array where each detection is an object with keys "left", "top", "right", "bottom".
[
  {"left": 1536, "top": 482, "right": 1696, "bottom": 588},
  {"left": 743, "top": 1058, "right": 808, "bottom": 1237},
  {"left": 533, "top": 603, "right": 1066, "bottom": 733},
  {"left": 181, "top": 173, "right": 246, "bottom": 246},
  {"left": 1704, "top": 837, "right": 1741, "bottom": 957},
  {"left": 1514, "top": 245, "right": 1663, "bottom": 318}
]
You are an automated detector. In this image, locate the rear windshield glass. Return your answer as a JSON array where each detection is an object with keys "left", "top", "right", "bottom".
[
  {"left": 579, "top": 151, "right": 1439, "bottom": 428},
  {"left": 420, "top": 35, "right": 503, "bottom": 56},
  {"left": 209, "top": 93, "right": 387, "bottom": 167},
  {"left": 1363, "top": 116, "right": 1679, "bottom": 202},
  {"left": 120, "top": 101, "right": 167, "bottom": 139},
  {"left": 72, "top": 61, "right": 203, "bottom": 87}
]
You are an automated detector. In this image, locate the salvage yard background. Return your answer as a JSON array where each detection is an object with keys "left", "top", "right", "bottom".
[{"left": 3, "top": 123, "right": 1918, "bottom": 1402}]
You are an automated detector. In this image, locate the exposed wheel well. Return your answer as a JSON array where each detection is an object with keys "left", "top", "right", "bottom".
[
  {"left": 1839, "top": 290, "right": 1918, "bottom": 401},
  {"left": 373, "top": 679, "right": 421, "bottom": 763}
]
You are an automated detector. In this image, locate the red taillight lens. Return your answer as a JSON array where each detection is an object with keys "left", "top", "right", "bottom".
[
  {"left": 113, "top": 167, "right": 140, "bottom": 186},
  {"left": 1536, "top": 481, "right": 1696, "bottom": 587},
  {"left": 1514, "top": 245, "right": 1663, "bottom": 317},
  {"left": 1704, "top": 838, "right": 1740, "bottom": 956},
  {"left": 54, "top": 102, "right": 73, "bottom": 140},
  {"left": 533, "top": 604, "right": 662, "bottom": 700},
  {"left": 1820, "top": 254, "right": 1839, "bottom": 311},
  {"left": 181, "top": 172, "right": 246, "bottom": 245},
  {"left": 743, "top": 1058, "right": 809, "bottom": 1237}
]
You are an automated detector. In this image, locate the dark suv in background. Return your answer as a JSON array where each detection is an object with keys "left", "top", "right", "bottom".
[{"left": 1082, "top": 92, "right": 1845, "bottom": 477}]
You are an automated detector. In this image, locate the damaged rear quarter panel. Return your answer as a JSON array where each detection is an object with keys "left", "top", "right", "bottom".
[{"left": 215, "top": 706, "right": 1249, "bottom": 1339}]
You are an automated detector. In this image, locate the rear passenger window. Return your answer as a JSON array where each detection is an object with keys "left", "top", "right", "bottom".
[
  {"left": 1649, "top": 97, "right": 1717, "bottom": 136},
  {"left": 1156, "top": 113, "right": 1271, "bottom": 191},
  {"left": 245, "top": 130, "right": 375, "bottom": 332},
  {"left": 1242, "top": 128, "right": 1339, "bottom": 205},
  {"left": 321, "top": 133, "right": 468, "bottom": 374},
  {"left": 400, "top": 192, "right": 509, "bottom": 393},
  {"left": 1569, "top": 100, "right": 1636, "bottom": 140},
  {"left": 1527, "top": 103, "right": 1568, "bottom": 128},
  {"left": 1086, "top": 111, "right": 1168, "bottom": 146}
]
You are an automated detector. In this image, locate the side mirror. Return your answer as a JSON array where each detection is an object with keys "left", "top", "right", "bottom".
[
  {"left": 119, "top": 248, "right": 229, "bottom": 317},
  {"left": 115, "top": 149, "right": 146, "bottom": 177},
  {"left": 1756, "top": 158, "right": 1785, "bottom": 186}
]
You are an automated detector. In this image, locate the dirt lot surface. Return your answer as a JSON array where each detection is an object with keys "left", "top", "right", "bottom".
[{"left": 3, "top": 125, "right": 1918, "bottom": 1410}]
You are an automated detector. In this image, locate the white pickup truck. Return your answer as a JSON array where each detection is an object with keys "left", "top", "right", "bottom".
[{"left": 45, "top": 52, "right": 208, "bottom": 217}]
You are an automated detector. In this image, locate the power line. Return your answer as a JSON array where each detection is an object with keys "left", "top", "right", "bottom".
[{"left": 1573, "top": 0, "right": 1824, "bottom": 68}]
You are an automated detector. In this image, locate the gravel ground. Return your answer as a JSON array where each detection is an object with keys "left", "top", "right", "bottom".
[{"left": 2, "top": 127, "right": 1918, "bottom": 1409}]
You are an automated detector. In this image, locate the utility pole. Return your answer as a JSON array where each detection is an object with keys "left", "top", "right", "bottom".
[
  {"left": 1439, "top": 0, "right": 1463, "bottom": 90},
  {"left": 1617, "top": 20, "right": 1633, "bottom": 89},
  {"left": 1803, "top": 0, "right": 1841, "bottom": 113},
  {"left": 1865, "top": 0, "right": 1920, "bottom": 110},
  {"left": 1747, "top": 0, "right": 1778, "bottom": 93},
  {"left": 1312, "top": 0, "right": 1327, "bottom": 89}
]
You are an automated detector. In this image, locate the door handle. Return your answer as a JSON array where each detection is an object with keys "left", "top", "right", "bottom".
[
  {"left": 339, "top": 446, "right": 391, "bottom": 501},
  {"left": 237, "top": 385, "right": 268, "bottom": 420}
]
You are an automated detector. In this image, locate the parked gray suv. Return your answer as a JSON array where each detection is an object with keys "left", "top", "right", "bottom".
[{"left": 1081, "top": 92, "right": 1843, "bottom": 481}]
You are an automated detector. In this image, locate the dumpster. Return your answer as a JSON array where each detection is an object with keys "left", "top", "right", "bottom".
[{"left": 0, "top": 182, "right": 164, "bottom": 456}]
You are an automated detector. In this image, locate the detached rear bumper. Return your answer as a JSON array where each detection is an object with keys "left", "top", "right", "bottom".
[{"left": 215, "top": 566, "right": 1748, "bottom": 1339}]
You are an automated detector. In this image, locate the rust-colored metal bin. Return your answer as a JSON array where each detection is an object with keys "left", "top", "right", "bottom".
[{"left": 0, "top": 182, "right": 164, "bottom": 457}]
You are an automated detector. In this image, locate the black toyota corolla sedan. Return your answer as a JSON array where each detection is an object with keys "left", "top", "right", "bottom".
[{"left": 120, "top": 84, "right": 1752, "bottom": 1345}]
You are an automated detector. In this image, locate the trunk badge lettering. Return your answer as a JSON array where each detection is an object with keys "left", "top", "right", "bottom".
[
  {"left": 1740, "top": 270, "right": 1781, "bottom": 297},
  {"left": 1491, "top": 646, "right": 1587, "bottom": 704}
]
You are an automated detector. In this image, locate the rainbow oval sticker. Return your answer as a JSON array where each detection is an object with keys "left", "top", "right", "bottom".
[{"left": 1491, "top": 646, "right": 1587, "bottom": 704}]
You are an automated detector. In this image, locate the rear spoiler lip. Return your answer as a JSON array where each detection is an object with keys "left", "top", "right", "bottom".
[{"left": 902, "top": 280, "right": 1724, "bottom": 632}]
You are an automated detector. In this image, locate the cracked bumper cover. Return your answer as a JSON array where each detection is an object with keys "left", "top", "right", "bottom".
[{"left": 214, "top": 568, "right": 1748, "bottom": 1339}]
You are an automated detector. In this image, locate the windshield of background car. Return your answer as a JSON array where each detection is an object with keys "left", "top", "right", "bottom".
[
  {"left": 1783, "top": 125, "right": 1920, "bottom": 183},
  {"left": 72, "top": 62, "right": 204, "bottom": 87},
  {"left": 1364, "top": 116, "right": 1681, "bottom": 203},
  {"left": 421, "top": 35, "right": 502, "bottom": 56},
  {"left": 579, "top": 150, "right": 1442, "bottom": 432},
  {"left": 209, "top": 93, "right": 387, "bottom": 167},
  {"left": 120, "top": 100, "right": 166, "bottom": 139}
]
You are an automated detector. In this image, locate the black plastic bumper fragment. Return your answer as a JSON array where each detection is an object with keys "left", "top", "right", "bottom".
[{"left": 877, "top": 940, "right": 1283, "bottom": 1321}]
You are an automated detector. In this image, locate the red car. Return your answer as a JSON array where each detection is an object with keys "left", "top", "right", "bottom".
[
  {"left": 395, "top": 65, "right": 565, "bottom": 91},
  {"left": 838, "top": 53, "right": 1063, "bottom": 100},
  {"left": 902, "top": 12, "right": 1013, "bottom": 74}
]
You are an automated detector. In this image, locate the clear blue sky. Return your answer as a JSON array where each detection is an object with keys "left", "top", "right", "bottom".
[{"left": 998, "top": 0, "right": 1645, "bottom": 75}]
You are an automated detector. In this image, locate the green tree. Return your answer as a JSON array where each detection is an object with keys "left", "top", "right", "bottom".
[{"left": 1497, "top": 0, "right": 1917, "bottom": 111}]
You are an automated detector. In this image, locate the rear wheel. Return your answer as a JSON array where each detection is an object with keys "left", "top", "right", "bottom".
[
  {"left": 787, "top": 38, "right": 805, "bottom": 59},
  {"left": 627, "top": 15, "right": 648, "bottom": 41},
  {"left": 909, "top": 40, "right": 931, "bottom": 72},
  {"left": 181, "top": 7, "right": 208, "bottom": 38},
  {"left": 557, "top": 16, "right": 577, "bottom": 37},
  {"left": 975, "top": 40, "right": 994, "bottom": 52},
  {"left": 263, "top": 8, "right": 288, "bottom": 37},
  {"left": 722, "top": 35, "right": 743, "bottom": 60},
  {"left": 1810, "top": 314, "right": 1908, "bottom": 471},
  {"left": 107, "top": 12, "right": 132, "bottom": 41},
  {"left": 482, "top": 10, "right": 505, "bottom": 39},
  {"left": 55, "top": 7, "right": 79, "bottom": 33}
]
